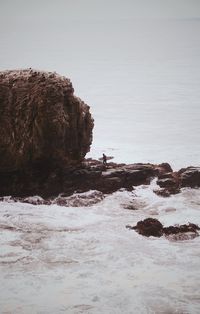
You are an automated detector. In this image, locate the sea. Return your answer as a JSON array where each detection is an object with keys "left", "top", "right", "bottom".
[{"left": 0, "top": 17, "right": 200, "bottom": 313}]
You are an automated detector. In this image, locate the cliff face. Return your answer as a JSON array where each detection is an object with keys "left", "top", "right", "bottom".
[{"left": 0, "top": 69, "right": 94, "bottom": 172}]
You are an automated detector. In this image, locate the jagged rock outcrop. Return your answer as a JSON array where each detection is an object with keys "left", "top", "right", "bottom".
[
  {"left": 0, "top": 69, "right": 93, "bottom": 172},
  {"left": 0, "top": 156, "right": 168, "bottom": 197},
  {"left": 155, "top": 163, "right": 173, "bottom": 174},
  {"left": 155, "top": 166, "right": 200, "bottom": 197},
  {"left": 0, "top": 159, "right": 173, "bottom": 199},
  {"left": 1, "top": 69, "right": 199, "bottom": 198},
  {"left": 155, "top": 171, "right": 180, "bottom": 196},
  {"left": 127, "top": 218, "right": 163, "bottom": 237},
  {"left": 126, "top": 218, "right": 200, "bottom": 240},
  {"left": 178, "top": 167, "right": 200, "bottom": 188}
]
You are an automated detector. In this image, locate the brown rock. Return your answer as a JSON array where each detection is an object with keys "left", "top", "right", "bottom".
[
  {"left": 157, "top": 177, "right": 177, "bottom": 188},
  {"left": 178, "top": 167, "right": 200, "bottom": 188},
  {"left": 163, "top": 223, "right": 200, "bottom": 235},
  {"left": 129, "top": 218, "right": 163, "bottom": 237},
  {"left": 0, "top": 69, "right": 93, "bottom": 172},
  {"left": 156, "top": 170, "right": 180, "bottom": 196},
  {"left": 128, "top": 218, "right": 200, "bottom": 240},
  {"left": 154, "top": 186, "right": 181, "bottom": 197},
  {"left": 157, "top": 163, "right": 173, "bottom": 173}
]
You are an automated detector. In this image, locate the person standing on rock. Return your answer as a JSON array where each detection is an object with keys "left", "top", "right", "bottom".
[{"left": 103, "top": 153, "right": 107, "bottom": 165}]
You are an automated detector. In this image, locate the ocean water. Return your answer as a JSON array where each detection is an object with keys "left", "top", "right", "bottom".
[
  {"left": 74, "top": 19, "right": 200, "bottom": 170},
  {"left": 1, "top": 181, "right": 200, "bottom": 314},
  {"left": 1, "top": 17, "right": 200, "bottom": 313}
]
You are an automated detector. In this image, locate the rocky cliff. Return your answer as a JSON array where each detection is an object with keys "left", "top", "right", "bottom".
[
  {"left": 0, "top": 69, "right": 199, "bottom": 198},
  {"left": 0, "top": 69, "right": 94, "bottom": 172}
]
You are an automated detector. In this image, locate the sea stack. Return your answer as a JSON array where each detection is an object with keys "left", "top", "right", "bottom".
[
  {"left": 0, "top": 69, "right": 94, "bottom": 196},
  {"left": 0, "top": 69, "right": 94, "bottom": 172}
]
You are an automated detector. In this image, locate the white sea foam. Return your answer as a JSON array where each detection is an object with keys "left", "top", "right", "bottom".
[{"left": 0, "top": 180, "right": 200, "bottom": 313}]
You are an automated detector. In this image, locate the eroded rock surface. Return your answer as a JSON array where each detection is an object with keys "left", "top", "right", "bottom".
[
  {"left": 0, "top": 69, "right": 93, "bottom": 172},
  {"left": 155, "top": 166, "right": 200, "bottom": 197},
  {"left": 127, "top": 218, "right": 200, "bottom": 240},
  {"left": 0, "top": 157, "right": 168, "bottom": 197},
  {"left": 0, "top": 69, "right": 94, "bottom": 196},
  {"left": 127, "top": 218, "right": 163, "bottom": 237},
  {"left": 0, "top": 69, "right": 199, "bottom": 198},
  {"left": 178, "top": 167, "right": 200, "bottom": 188}
]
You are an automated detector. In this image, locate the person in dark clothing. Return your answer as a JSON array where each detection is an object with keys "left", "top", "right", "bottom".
[{"left": 102, "top": 153, "right": 107, "bottom": 165}]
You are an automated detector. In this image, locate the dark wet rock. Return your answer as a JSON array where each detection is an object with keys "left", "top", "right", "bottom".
[
  {"left": 178, "top": 167, "right": 200, "bottom": 188},
  {"left": 157, "top": 163, "right": 173, "bottom": 174},
  {"left": 163, "top": 222, "right": 200, "bottom": 235},
  {"left": 166, "top": 232, "right": 199, "bottom": 241},
  {"left": 127, "top": 218, "right": 200, "bottom": 240},
  {"left": 153, "top": 189, "right": 170, "bottom": 197},
  {"left": 157, "top": 172, "right": 175, "bottom": 180},
  {"left": 157, "top": 177, "right": 178, "bottom": 188},
  {"left": 153, "top": 186, "right": 181, "bottom": 197},
  {"left": 59, "top": 162, "right": 158, "bottom": 196},
  {"left": 156, "top": 166, "right": 200, "bottom": 194},
  {"left": 0, "top": 155, "right": 172, "bottom": 197},
  {"left": 156, "top": 170, "right": 181, "bottom": 196},
  {"left": 93, "top": 163, "right": 156, "bottom": 194},
  {"left": 127, "top": 218, "right": 163, "bottom": 237}
]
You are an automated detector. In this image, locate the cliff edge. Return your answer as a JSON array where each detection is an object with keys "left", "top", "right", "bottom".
[{"left": 0, "top": 69, "right": 94, "bottom": 172}]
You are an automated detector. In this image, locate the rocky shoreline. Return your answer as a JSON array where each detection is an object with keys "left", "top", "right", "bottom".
[
  {"left": 0, "top": 69, "right": 200, "bottom": 241},
  {"left": 0, "top": 157, "right": 199, "bottom": 199},
  {"left": 1, "top": 159, "right": 200, "bottom": 242},
  {"left": 0, "top": 69, "right": 199, "bottom": 199},
  {"left": 0, "top": 159, "right": 158, "bottom": 197},
  {"left": 126, "top": 218, "right": 200, "bottom": 241}
]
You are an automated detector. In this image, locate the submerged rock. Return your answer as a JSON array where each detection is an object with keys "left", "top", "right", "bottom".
[
  {"left": 0, "top": 190, "right": 104, "bottom": 207},
  {"left": 163, "top": 222, "right": 200, "bottom": 235},
  {"left": 156, "top": 171, "right": 181, "bottom": 197},
  {"left": 127, "top": 218, "right": 200, "bottom": 240},
  {"left": 22, "top": 195, "right": 49, "bottom": 205},
  {"left": 154, "top": 186, "right": 181, "bottom": 197},
  {"left": 127, "top": 218, "right": 163, "bottom": 237},
  {"left": 166, "top": 232, "right": 199, "bottom": 241}
]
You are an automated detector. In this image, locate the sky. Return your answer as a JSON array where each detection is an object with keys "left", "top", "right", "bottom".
[
  {"left": 0, "top": 0, "right": 200, "bottom": 72},
  {"left": 0, "top": 0, "right": 200, "bottom": 22}
]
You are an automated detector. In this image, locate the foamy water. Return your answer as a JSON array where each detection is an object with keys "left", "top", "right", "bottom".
[{"left": 1, "top": 181, "right": 200, "bottom": 313}]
